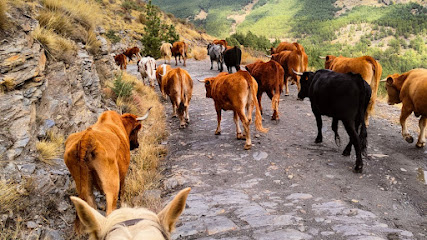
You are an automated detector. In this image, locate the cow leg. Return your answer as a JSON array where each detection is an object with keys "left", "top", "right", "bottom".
[
  {"left": 237, "top": 109, "right": 251, "bottom": 150},
  {"left": 332, "top": 118, "right": 341, "bottom": 147},
  {"left": 183, "top": 56, "right": 186, "bottom": 67},
  {"left": 236, "top": 65, "right": 241, "bottom": 71},
  {"left": 210, "top": 60, "right": 213, "bottom": 70},
  {"left": 257, "top": 93, "right": 263, "bottom": 116},
  {"left": 284, "top": 76, "right": 289, "bottom": 96},
  {"left": 416, "top": 116, "right": 427, "bottom": 148},
  {"left": 175, "top": 56, "right": 178, "bottom": 66},
  {"left": 215, "top": 105, "right": 222, "bottom": 135},
  {"left": 314, "top": 112, "right": 323, "bottom": 143},
  {"left": 171, "top": 98, "right": 177, "bottom": 118},
  {"left": 234, "top": 111, "right": 244, "bottom": 140},
  {"left": 342, "top": 119, "right": 363, "bottom": 173},
  {"left": 400, "top": 106, "right": 414, "bottom": 143},
  {"left": 365, "top": 99, "right": 374, "bottom": 126},
  {"left": 100, "top": 170, "right": 120, "bottom": 215},
  {"left": 185, "top": 105, "right": 190, "bottom": 124}
]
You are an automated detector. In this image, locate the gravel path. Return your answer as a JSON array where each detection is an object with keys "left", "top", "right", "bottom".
[{"left": 128, "top": 59, "right": 426, "bottom": 240}]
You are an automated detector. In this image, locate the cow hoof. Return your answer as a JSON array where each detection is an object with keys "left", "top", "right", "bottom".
[
  {"left": 405, "top": 136, "right": 414, "bottom": 143},
  {"left": 416, "top": 142, "right": 425, "bottom": 148},
  {"left": 179, "top": 125, "right": 186, "bottom": 129},
  {"left": 315, "top": 138, "right": 322, "bottom": 143},
  {"left": 237, "top": 134, "right": 246, "bottom": 140},
  {"left": 215, "top": 131, "right": 221, "bottom": 135},
  {"left": 342, "top": 149, "right": 351, "bottom": 156},
  {"left": 244, "top": 144, "right": 252, "bottom": 150},
  {"left": 285, "top": 94, "right": 289, "bottom": 96},
  {"left": 171, "top": 115, "right": 177, "bottom": 119},
  {"left": 353, "top": 166, "right": 363, "bottom": 173}
]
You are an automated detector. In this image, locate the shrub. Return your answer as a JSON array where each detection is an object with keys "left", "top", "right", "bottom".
[
  {"left": 105, "top": 29, "right": 121, "bottom": 43},
  {"left": 31, "top": 27, "right": 76, "bottom": 62},
  {"left": 112, "top": 73, "right": 134, "bottom": 99},
  {"left": 0, "top": 0, "right": 8, "bottom": 30},
  {"left": 191, "top": 46, "right": 207, "bottom": 60},
  {"left": 121, "top": 0, "right": 143, "bottom": 11}
]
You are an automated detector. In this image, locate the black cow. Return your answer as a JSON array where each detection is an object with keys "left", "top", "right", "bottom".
[
  {"left": 224, "top": 46, "right": 242, "bottom": 73},
  {"left": 296, "top": 69, "right": 371, "bottom": 173}
]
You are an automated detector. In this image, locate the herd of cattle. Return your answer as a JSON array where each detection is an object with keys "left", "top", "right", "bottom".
[{"left": 67, "top": 39, "right": 426, "bottom": 238}]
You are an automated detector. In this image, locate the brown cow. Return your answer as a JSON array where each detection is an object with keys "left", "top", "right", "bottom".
[
  {"left": 384, "top": 68, "right": 427, "bottom": 148},
  {"left": 323, "top": 55, "right": 382, "bottom": 126},
  {"left": 123, "top": 46, "right": 141, "bottom": 62},
  {"left": 161, "top": 68, "right": 193, "bottom": 128},
  {"left": 156, "top": 64, "right": 172, "bottom": 93},
  {"left": 245, "top": 60, "right": 285, "bottom": 120},
  {"left": 271, "top": 42, "right": 308, "bottom": 72},
  {"left": 64, "top": 109, "right": 151, "bottom": 232},
  {"left": 270, "top": 49, "right": 305, "bottom": 95},
  {"left": 114, "top": 53, "right": 127, "bottom": 70},
  {"left": 213, "top": 39, "right": 228, "bottom": 48},
  {"left": 200, "top": 71, "right": 269, "bottom": 150},
  {"left": 171, "top": 41, "right": 188, "bottom": 67}
]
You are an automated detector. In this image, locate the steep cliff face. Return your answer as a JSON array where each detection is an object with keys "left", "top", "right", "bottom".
[{"left": 0, "top": 3, "right": 119, "bottom": 239}]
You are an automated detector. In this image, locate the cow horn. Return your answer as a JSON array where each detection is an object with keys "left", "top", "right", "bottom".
[
  {"left": 319, "top": 56, "right": 326, "bottom": 59},
  {"left": 197, "top": 78, "right": 205, "bottom": 83},
  {"left": 265, "top": 54, "right": 272, "bottom": 58},
  {"left": 380, "top": 78, "right": 387, "bottom": 82},
  {"left": 136, "top": 107, "right": 152, "bottom": 121},
  {"left": 292, "top": 68, "right": 303, "bottom": 76}
]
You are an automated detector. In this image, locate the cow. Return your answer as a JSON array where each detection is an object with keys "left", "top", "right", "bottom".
[
  {"left": 322, "top": 55, "right": 382, "bottom": 126},
  {"left": 270, "top": 49, "right": 305, "bottom": 95},
  {"left": 295, "top": 69, "right": 371, "bottom": 173},
  {"left": 207, "top": 43, "right": 225, "bottom": 72},
  {"left": 123, "top": 47, "right": 141, "bottom": 62},
  {"left": 156, "top": 64, "right": 172, "bottom": 93},
  {"left": 70, "top": 187, "right": 190, "bottom": 239},
  {"left": 64, "top": 109, "right": 152, "bottom": 232},
  {"left": 137, "top": 56, "right": 157, "bottom": 88},
  {"left": 160, "top": 42, "right": 173, "bottom": 64},
  {"left": 114, "top": 53, "right": 127, "bottom": 70},
  {"left": 245, "top": 60, "right": 285, "bottom": 120},
  {"left": 161, "top": 68, "right": 193, "bottom": 128},
  {"left": 270, "top": 41, "right": 296, "bottom": 54},
  {"left": 200, "top": 70, "right": 269, "bottom": 150},
  {"left": 383, "top": 68, "right": 427, "bottom": 148},
  {"left": 223, "top": 46, "right": 242, "bottom": 73},
  {"left": 213, "top": 39, "right": 228, "bottom": 48},
  {"left": 171, "top": 41, "right": 188, "bottom": 67}
]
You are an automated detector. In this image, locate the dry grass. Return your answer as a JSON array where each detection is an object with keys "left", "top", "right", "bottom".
[
  {"left": 241, "top": 46, "right": 269, "bottom": 65},
  {"left": 111, "top": 72, "right": 167, "bottom": 210},
  {"left": 0, "top": 180, "right": 20, "bottom": 214},
  {"left": 31, "top": 27, "right": 76, "bottom": 61},
  {"left": 36, "top": 130, "right": 64, "bottom": 165},
  {"left": 0, "top": 0, "right": 8, "bottom": 30},
  {"left": 190, "top": 45, "right": 207, "bottom": 61},
  {"left": 0, "top": 76, "right": 15, "bottom": 92}
]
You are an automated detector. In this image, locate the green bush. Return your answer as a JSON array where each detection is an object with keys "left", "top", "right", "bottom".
[
  {"left": 105, "top": 30, "right": 121, "bottom": 44},
  {"left": 112, "top": 74, "right": 133, "bottom": 99},
  {"left": 121, "top": 0, "right": 143, "bottom": 11}
]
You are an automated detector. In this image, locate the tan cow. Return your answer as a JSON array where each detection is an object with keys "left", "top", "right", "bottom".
[
  {"left": 245, "top": 60, "right": 285, "bottom": 120},
  {"left": 384, "top": 68, "right": 427, "bottom": 148},
  {"left": 200, "top": 71, "right": 269, "bottom": 150},
  {"left": 171, "top": 41, "right": 188, "bottom": 67},
  {"left": 64, "top": 109, "right": 151, "bottom": 232},
  {"left": 161, "top": 68, "right": 193, "bottom": 128},
  {"left": 160, "top": 42, "right": 173, "bottom": 64},
  {"left": 270, "top": 41, "right": 296, "bottom": 54},
  {"left": 156, "top": 64, "right": 172, "bottom": 93},
  {"left": 323, "top": 55, "right": 382, "bottom": 126},
  {"left": 213, "top": 39, "right": 228, "bottom": 48}
]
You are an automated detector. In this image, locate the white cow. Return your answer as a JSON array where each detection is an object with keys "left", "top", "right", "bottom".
[{"left": 137, "top": 56, "right": 157, "bottom": 88}]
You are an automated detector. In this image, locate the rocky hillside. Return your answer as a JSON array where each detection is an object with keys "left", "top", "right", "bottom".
[{"left": 0, "top": 0, "right": 211, "bottom": 239}]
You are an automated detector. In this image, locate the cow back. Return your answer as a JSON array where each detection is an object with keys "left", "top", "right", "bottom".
[{"left": 245, "top": 60, "right": 284, "bottom": 92}]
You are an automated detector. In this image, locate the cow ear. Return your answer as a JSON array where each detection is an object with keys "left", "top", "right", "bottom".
[
  {"left": 386, "top": 77, "right": 394, "bottom": 86},
  {"left": 326, "top": 56, "right": 329, "bottom": 61},
  {"left": 205, "top": 81, "right": 210, "bottom": 86}
]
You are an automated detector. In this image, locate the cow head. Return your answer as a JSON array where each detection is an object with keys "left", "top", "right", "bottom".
[
  {"left": 207, "top": 43, "right": 212, "bottom": 55},
  {"left": 121, "top": 108, "right": 152, "bottom": 150},
  {"left": 384, "top": 74, "right": 402, "bottom": 105},
  {"left": 324, "top": 55, "right": 336, "bottom": 69},
  {"left": 296, "top": 71, "right": 314, "bottom": 100},
  {"left": 202, "top": 77, "right": 215, "bottom": 98}
]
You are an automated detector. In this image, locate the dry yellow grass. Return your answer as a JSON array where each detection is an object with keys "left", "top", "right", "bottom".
[
  {"left": 31, "top": 27, "right": 76, "bottom": 61},
  {"left": 0, "top": 76, "right": 15, "bottom": 92},
  {"left": 241, "top": 46, "right": 269, "bottom": 65},
  {"left": 36, "top": 130, "right": 64, "bottom": 165},
  {"left": 108, "top": 72, "right": 167, "bottom": 210},
  {"left": 0, "top": 0, "right": 8, "bottom": 30},
  {"left": 191, "top": 45, "right": 207, "bottom": 61},
  {"left": 0, "top": 180, "right": 20, "bottom": 214}
]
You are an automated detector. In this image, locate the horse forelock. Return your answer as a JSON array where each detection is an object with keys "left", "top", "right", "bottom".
[{"left": 99, "top": 207, "right": 168, "bottom": 240}]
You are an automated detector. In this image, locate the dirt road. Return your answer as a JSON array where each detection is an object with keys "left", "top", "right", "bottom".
[{"left": 130, "top": 59, "right": 426, "bottom": 240}]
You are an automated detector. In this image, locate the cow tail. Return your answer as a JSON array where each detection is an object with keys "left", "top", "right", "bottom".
[
  {"left": 76, "top": 128, "right": 94, "bottom": 195},
  {"left": 248, "top": 76, "right": 268, "bottom": 133},
  {"left": 359, "top": 81, "right": 371, "bottom": 156},
  {"left": 366, "top": 56, "right": 382, "bottom": 110},
  {"left": 178, "top": 72, "right": 186, "bottom": 114}
]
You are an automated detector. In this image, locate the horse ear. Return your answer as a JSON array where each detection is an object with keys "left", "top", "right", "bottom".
[
  {"left": 70, "top": 196, "right": 105, "bottom": 236},
  {"left": 158, "top": 187, "right": 191, "bottom": 233}
]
